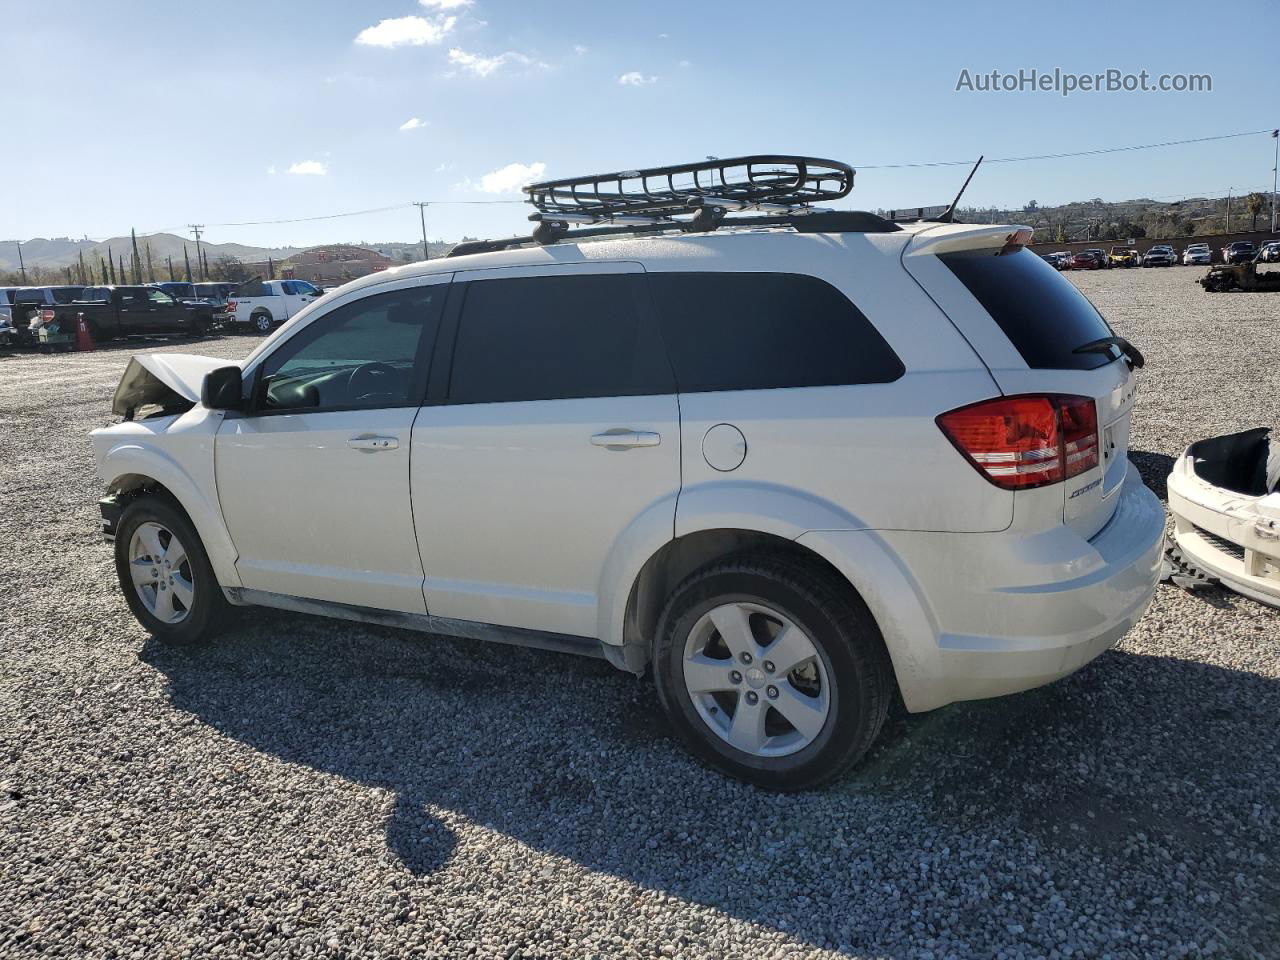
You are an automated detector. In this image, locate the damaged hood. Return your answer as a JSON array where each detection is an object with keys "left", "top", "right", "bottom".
[{"left": 111, "top": 353, "right": 231, "bottom": 419}]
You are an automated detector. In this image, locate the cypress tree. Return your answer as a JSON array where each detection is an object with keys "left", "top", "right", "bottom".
[
  {"left": 130, "top": 228, "right": 143, "bottom": 284},
  {"left": 99, "top": 257, "right": 108, "bottom": 284},
  {"left": 107, "top": 248, "right": 116, "bottom": 284},
  {"left": 77, "top": 250, "right": 86, "bottom": 284},
  {"left": 183, "top": 245, "right": 192, "bottom": 283},
  {"left": 167, "top": 255, "right": 175, "bottom": 282}
]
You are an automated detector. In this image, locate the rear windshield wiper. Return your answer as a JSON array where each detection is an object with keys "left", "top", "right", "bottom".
[{"left": 1074, "top": 335, "right": 1145, "bottom": 370}]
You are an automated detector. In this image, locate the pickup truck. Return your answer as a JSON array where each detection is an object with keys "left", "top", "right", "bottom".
[
  {"left": 34, "top": 285, "right": 215, "bottom": 341},
  {"left": 224, "top": 278, "right": 321, "bottom": 334}
]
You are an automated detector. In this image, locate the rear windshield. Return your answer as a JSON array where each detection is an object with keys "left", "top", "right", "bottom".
[{"left": 941, "top": 247, "right": 1115, "bottom": 370}]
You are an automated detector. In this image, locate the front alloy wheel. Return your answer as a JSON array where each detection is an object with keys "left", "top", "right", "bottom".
[{"left": 127, "top": 522, "right": 194, "bottom": 624}]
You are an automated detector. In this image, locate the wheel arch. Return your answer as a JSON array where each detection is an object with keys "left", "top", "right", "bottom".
[{"left": 101, "top": 448, "right": 241, "bottom": 588}]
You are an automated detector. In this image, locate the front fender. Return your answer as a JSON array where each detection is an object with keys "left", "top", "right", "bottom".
[{"left": 94, "top": 412, "right": 241, "bottom": 588}]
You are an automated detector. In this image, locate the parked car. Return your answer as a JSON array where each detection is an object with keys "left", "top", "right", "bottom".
[
  {"left": 1069, "top": 250, "right": 1105, "bottom": 270},
  {"left": 91, "top": 217, "right": 1163, "bottom": 788},
  {"left": 1257, "top": 240, "right": 1280, "bottom": 264},
  {"left": 1109, "top": 246, "right": 1138, "bottom": 268},
  {"left": 1223, "top": 241, "right": 1257, "bottom": 264},
  {"left": 10, "top": 286, "right": 86, "bottom": 343},
  {"left": 0, "top": 288, "right": 17, "bottom": 346},
  {"left": 1083, "top": 248, "right": 1110, "bottom": 269},
  {"left": 1182, "top": 243, "right": 1212, "bottom": 266},
  {"left": 38, "top": 285, "right": 215, "bottom": 341},
  {"left": 224, "top": 278, "right": 321, "bottom": 334},
  {"left": 1141, "top": 246, "right": 1175, "bottom": 267}
]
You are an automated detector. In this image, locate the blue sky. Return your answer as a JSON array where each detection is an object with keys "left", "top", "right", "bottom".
[{"left": 4, "top": 0, "right": 1278, "bottom": 249}]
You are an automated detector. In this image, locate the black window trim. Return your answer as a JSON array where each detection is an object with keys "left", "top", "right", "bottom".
[{"left": 239, "top": 281, "right": 451, "bottom": 419}]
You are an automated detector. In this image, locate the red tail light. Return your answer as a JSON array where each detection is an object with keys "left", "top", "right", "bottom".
[
  {"left": 937, "top": 394, "right": 1099, "bottom": 490},
  {"left": 39, "top": 308, "right": 54, "bottom": 322},
  {"left": 225, "top": 300, "right": 237, "bottom": 313}
]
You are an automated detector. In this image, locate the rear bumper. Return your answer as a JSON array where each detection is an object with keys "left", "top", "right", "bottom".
[{"left": 803, "top": 463, "right": 1165, "bottom": 712}]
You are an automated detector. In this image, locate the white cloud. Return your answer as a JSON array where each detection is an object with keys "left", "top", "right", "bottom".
[
  {"left": 678, "top": 59, "right": 691, "bottom": 68},
  {"left": 618, "top": 71, "right": 657, "bottom": 86},
  {"left": 399, "top": 117, "right": 426, "bottom": 131},
  {"left": 447, "top": 47, "right": 539, "bottom": 77},
  {"left": 266, "top": 165, "right": 277, "bottom": 175},
  {"left": 287, "top": 161, "right": 327, "bottom": 176},
  {"left": 355, "top": 15, "right": 456, "bottom": 48},
  {"left": 477, "top": 161, "right": 546, "bottom": 193},
  {"left": 420, "top": 0, "right": 472, "bottom": 6},
  {"left": 573, "top": 44, "right": 588, "bottom": 54}
]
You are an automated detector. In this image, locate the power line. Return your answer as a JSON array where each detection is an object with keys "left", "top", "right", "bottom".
[{"left": 855, "top": 128, "right": 1277, "bottom": 170}]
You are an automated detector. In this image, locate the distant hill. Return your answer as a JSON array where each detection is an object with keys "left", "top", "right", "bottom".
[{"left": 0, "top": 233, "right": 300, "bottom": 272}]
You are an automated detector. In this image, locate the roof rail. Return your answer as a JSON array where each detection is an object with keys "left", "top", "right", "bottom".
[
  {"left": 446, "top": 210, "right": 901, "bottom": 258},
  {"left": 445, "top": 154, "right": 908, "bottom": 257}
]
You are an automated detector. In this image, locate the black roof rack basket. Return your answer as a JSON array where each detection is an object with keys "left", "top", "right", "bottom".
[
  {"left": 446, "top": 154, "right": 907, "bottom": 258},
  {"left": 525, "top": 155, "right": 854, "bottom": 224}
]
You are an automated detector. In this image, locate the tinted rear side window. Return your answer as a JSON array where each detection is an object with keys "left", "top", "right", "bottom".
[
  {"left": 448, "top": 274, "right": 674, "bottom": 404},
  {"left": 940, "top": 248, "right": 1115, "bottom": 370},
  {"left": 647, "top": 272, "right": 903, "bottom": 393}
]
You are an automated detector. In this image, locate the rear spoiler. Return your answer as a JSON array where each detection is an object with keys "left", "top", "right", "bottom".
[{"left": 903, "top": 224, "right": 1034, "bottom": 258}]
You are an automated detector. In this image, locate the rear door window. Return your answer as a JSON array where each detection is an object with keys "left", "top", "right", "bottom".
[
  {"left": 646, "top": 272, "right": 903, "bottom": 393},
  {"left": 447, "top": 273, "right": 674, "bottom": 404},
  {"left": 939, "top": 248, "right": 1115, "bottom": 370}
]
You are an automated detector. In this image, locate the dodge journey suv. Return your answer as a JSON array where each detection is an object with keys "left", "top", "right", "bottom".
[{"left": 91, "top": 214, "right": 1164, "bottom": 788}]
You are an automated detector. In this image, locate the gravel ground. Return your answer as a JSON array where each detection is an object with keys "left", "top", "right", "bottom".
[{"left": 1, "top": 267, "right": 1277, "bottom": 959}]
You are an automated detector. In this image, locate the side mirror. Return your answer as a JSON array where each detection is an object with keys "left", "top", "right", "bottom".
[{"left": 202, "top": 366, "right": 243, "bottom": 411}]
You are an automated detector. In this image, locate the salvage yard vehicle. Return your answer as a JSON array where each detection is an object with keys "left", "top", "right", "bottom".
[
  {"left": 224, "top": 277, "right": 321, "bottom": 334},
  {"left": 1109, "top": 246, "right": 1138, "bottom": 268},
  {"left": 1142, "top": 245, "right": 1175, "bottom": 267},
  {"left": 40, "top": 284, "right": 215, "bottom": 340},
  {"left": 1070, "top": 250, "right": 1105, "bottom": 269},
  {"left": 1198, "top": 256, "right": 1280, "bottom": 292},
  {"left": 10, "top": 285, "right": 85, "bottom": 343},
  {"left": 1223, "top": 241, "right": 1258, "bottom": 264},
  {"left": 1183, "top": 242, "right": 1212, "bottom": 266},
  {"left": 90, "top": 155, "right": 1164, "bottom": 789},
  {"left": 0, "top": 288, "right": 15, "bottom": 346},
  {"left": 1259, "top": 240, "right": 1280, "bottom": 263},
  {"left": 1166, "top": 428, "right": 1280, "bottom": 608}
]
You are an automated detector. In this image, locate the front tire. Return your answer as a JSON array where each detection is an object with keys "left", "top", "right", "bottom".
[
  {"left": 652, "top": 554, "right": 893, "bottom": 790},
  {"left": 114, "top": 496, "right": 229, "bottom": 644}
]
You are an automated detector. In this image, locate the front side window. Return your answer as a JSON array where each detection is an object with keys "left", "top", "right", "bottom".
[
  {"left": 257, "top": 286, "right": 442, "bottom": 412},
  {"left": 447, "top": 273, "right": 674, "bottom": 404},
  {"left": 148, "top": 289, "right": 177, "bottom": 306},
  {"left": 647, "top": 272, "right": 904, "bottom": 393}
]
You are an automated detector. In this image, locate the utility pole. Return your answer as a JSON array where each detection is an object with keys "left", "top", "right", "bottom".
[
  {"left": 414, "top": 202, "right": 430, "bottom": 261},
  {"left": 16, "top": 242, "right": 26, "bottom": 284},
  {"left": 189, "top": 224, "right": 205, "bottom": 280},
  {"left": 1271, "top": 129, "right": 1278, "bottom": 234}
]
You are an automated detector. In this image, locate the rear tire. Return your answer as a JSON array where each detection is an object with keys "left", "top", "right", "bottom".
[
  {"left": 114, "top": 496, "right": 230, "bottom": 644},
  {"left": 252, "top": 311, "right": 272, "bottom": 335},
  {"left": 652, "top": 554, "right": 893, "bottom": 790}
]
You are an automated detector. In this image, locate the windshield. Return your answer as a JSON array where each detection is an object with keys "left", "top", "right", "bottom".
[{"left": 940, "top": 247, "right": 1116, "bottom": 371}]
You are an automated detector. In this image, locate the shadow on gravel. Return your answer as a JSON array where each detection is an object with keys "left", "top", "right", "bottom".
[
  {"left": 142, "top": 613, "right": 1280, "bottom": 954},
  {"left": 1129, "top": 449, "right": 1177, "bottom": 501}
]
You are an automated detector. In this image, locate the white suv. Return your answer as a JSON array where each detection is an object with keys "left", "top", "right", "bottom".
[{"left": 91, "top": 218, "right": 1164, "bottom": 788}]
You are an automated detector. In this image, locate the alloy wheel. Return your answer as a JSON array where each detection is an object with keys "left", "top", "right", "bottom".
[
  {"left": 682, "top": 601, "right": 831, "bottom": 758},
  {"left": 127, "top": 522, "right": 195, "bottom": 624}
]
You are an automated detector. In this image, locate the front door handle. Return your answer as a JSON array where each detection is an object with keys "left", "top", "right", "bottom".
[
  {"left": 347, "top": 435, "right": 399, "bottom": 452},
  {"left": 590, "top": 429, "right": 660, "bottom": 449}
]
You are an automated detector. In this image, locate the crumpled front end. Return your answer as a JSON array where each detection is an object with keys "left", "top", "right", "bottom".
[{"left": 1167, "top": 427, "right": 1280, "bottom": 608}]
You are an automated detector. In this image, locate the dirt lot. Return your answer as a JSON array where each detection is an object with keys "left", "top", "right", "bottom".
[{"left": 2, "top": 267, "right": 1278, "bottom": 959}]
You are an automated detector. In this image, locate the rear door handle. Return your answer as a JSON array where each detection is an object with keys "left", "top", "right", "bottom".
[
  {"left": 590, "top": 430, "right": 660, "bottom": 449},
  {"left": 347, "top": 435, "right": 399, "bottom": 452}
]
